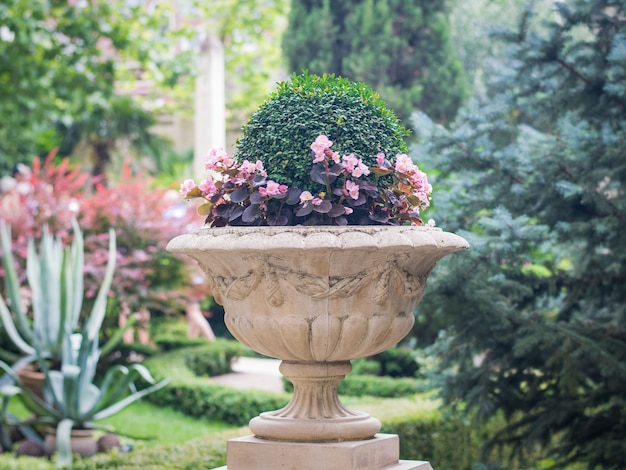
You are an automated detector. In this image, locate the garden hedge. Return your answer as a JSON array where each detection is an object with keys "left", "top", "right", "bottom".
[{"left": 143, "top": 344, "right": 289, "bottom": 426}]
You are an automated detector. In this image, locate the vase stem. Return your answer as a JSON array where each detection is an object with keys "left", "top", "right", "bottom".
[{"left": 249, "top": 361, "right": 381, "bottom": 442}]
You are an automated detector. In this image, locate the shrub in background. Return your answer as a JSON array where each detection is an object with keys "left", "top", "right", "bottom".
[
  {"left": 0, "top": 155, "right": 201, "bottom": 355},
  {"left": 184, "top": 340, "right": 242, "bottom": 377}
]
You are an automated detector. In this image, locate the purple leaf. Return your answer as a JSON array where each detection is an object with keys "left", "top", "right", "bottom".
[
  {"left": 346, "top": 193, "right": 367, "bottom": 207},
  {"left": 229, "top": 205, "right": 245, "bottom": 222},
  {"left": 295, "top": 204, "right": 313, "bottom": 217},
  {"left": 214, "top": 204, "right": 233, "bottom": 218},
  {"left": 369, "top": 210, "right": 390, "bottom": 224},
  {"left": 285, "top": 187, "right": 302, "bottom": 205},
  {"left": 253, "top": 175, "right": 267, "bottom": 187},
  {"left": 250, "top": 191, "right": 265, "bottom": 204},
  {"left": 267, "top": 215, "right": 289, "bottom": 226},
  {"left": 310, "top": 164, "right": 327, "bottom": 185},
  {"left": 242, "top": 204, "right": 262, "bottom": 223},
  {"left": 312, "top": 200, "right": 332, "bottom": 214},
  {"left": 230, "top": 186, "right": 250, "bottom": 203},
  {"left": 334, "top": 215, "right": 348, "bottom": 226},
  {"left": 328, "top": 203, "right": 347, "bottom": 217}
]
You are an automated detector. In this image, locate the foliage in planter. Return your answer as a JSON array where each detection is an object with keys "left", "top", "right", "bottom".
[
  {"left": 236, "top": 73, "right": 408, "bottom": 192},
  {"left": 184, "top": 340, "right": 242, "bottom": 378},
  {"left": 0, "top": 220, "right": 121, "bottom": 369},
  {"left": 182, "top": 73, "right": 434, "bottom": 227},
  {"left": 236, "top": 72, "right": 410, "bottom": 194}
]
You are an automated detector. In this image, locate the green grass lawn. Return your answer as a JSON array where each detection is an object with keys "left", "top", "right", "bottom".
[
  {"left": 97, "top": 399, "right": 235, "bottom": 445},
  {"left": 8, "top": 398, "right": 235, "bottom": 447}
]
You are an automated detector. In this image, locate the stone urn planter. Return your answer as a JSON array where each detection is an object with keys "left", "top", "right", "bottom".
[{"left": 168, "top": 225, "right": 468, "bottom": 447}]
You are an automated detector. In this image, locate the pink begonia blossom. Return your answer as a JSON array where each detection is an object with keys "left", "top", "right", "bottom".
[
  {"left": 205, "top": 147, "right": 235, "bottom": 170},
  {"left": 198, "top": 178, "right": 217, "bottom": 198},
  {"left": 341, "top": 153, "right": 358, "bottom": 173},
  {"left": 341, "top": 154, "right": 369, "bottom": 178},
  {"left": 394, "top": 154, "right": 416, "bottom": 174},
  {"left": 311, "top": 135, "right": 333, "bottom": 163},
  {"left": 344, "top": 207, "right": 353, "bottom": 215},
  {"left": 344, "top": 180, "right": 360, "bottom": 199},
  {"left": 351, "top": 162, "right": 370, "bottom": 178},
  {"left": 376, "top": 152, "right": 386, "bottom": 167},
  {"left": 300, "top": 191, "right": 314, "bottom": 203},
  {"left": 330, "top": 151, "right": 341, "bottom": 164},
  {"left": 179, "top": 179, "right": 196, "bottom": 198},
  {"left": 312, "top": 197, "right": 323, "bottom": 206},
  {"left": 258, "top": 180, "right": 286, "bottom": 197}
]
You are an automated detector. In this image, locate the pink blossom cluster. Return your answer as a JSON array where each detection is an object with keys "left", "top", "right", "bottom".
[
  {"left": 179, "top": 148, "right": 269, "bottom": 200},
  {"left": 180, "top": 134, "right": 433, "bottom": 227},
  {"left": 259, "top": 181, "right": 288, "bottom": 197},
  {"left": 306, "top": 134, "right": 432, "bottom": 223}
]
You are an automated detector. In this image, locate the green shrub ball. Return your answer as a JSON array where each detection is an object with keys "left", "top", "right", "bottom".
[{"left": 236, "top": 73, "right": 410, "bottom": 193}]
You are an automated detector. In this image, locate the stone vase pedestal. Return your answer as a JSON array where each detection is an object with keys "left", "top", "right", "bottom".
[{"left": 167, "top": 226, "right": 468, "bottom": 470}]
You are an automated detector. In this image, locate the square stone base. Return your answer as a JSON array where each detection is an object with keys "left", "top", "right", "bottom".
[{"left": 213, "top": 434, "right": 433, "bottom": 470}]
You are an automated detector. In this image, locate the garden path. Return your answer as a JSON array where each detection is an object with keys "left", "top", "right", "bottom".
[{"left": 210, "top": 357, "right": 285, "bottom": 393}]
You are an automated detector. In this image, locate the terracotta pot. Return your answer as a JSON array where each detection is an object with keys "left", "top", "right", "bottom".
[
  {"left": 167, "top": 226, "right": 468, "bottom": 443},
  {"left": 44, "top": 427, "right": 98, "bottom": 458},
  {"left": 17, "top": 367, "right": 46, "bottom": 402}
]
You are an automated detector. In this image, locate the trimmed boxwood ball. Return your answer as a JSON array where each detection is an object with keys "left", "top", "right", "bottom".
[{"left": 236, "top": 72, "right": 410, "bottom": 193}]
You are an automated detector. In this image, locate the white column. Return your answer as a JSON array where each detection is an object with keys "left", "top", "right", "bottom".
[{"left": 194, "top": 31, "right": 226, "bottom": 179}]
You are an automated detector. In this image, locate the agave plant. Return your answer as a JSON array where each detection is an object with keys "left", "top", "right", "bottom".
[
  {"left": 0, "top": 336, "right": 169, "bottom": 466},
  {"left": 0, "top": 221, "right": 168, "bottom": 466},
  {"left": 0, "top": 219, "right": 123, "bottom": 367}
]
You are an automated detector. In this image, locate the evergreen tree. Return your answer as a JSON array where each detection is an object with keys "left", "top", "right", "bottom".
[
  {"left": 282, "top": 0, "right": 468, "bottom": 125},
  {"left": 414, "top": 1, "right": 626, "bottom": 468}
]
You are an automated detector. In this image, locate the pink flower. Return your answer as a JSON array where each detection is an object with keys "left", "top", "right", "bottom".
[
  {"left": 351, "top": 162, "right": 370, "bottom": 178},
  {"left": 341, "top": 153, "right": 359, "bottom": 173},
  {"left": 311, "top": 135, "right": 333, "bottom": 163},
  {"left": 179, "top": 179, "right": 196, "bottom": 198},
  {"left": 299, "top": 191, "right": 314, "bottom": 203},
  {"left": 205, "top": 147, "right": 235, "bottom": 170},
  {"left": 238, "top": 159, "right": 257, "bottom": 178},
  {"left": 259, "top": 180, "right": 283, "bottom": 196},
  {"left": 394, "top": 154, "right": 416, "bottom": 174},
  {"left": 344, "top": 207, "right": 353, "bottom": 215},
  {"left": 376, "top": 152, "right": 386, "bottom": 167},
  {"left": 341, "top": 154, "right": 369, "bottom": 178},
  {"left": 311, "top": 197, "right": 323, "bottom": 206},
  {"left": 198, "top": 178, "right": 217, "bottom": 198},
  {"left": 330, "top": 151, "right": 341, "bottom": 164},
  {"left": 344, "top": 180, "right": 360, "bottom": 199},
  {"left": 427, "top": 219, "right": 436, "bottom": 227},
  {"left": 255, "top": 160, "right": 267, "bottom": 176}
]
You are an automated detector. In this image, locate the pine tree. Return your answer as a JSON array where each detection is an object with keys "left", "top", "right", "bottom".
[
  {"left": 414, "top": 1, "right": 626, "bottom": 468},
  {"left": 282, "top": 0, "right": 468, "bottom": 125}
]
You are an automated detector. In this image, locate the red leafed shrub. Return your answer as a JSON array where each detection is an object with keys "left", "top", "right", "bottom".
[{"left": 0, "top": 153, "right": 202, "bottom": 322}]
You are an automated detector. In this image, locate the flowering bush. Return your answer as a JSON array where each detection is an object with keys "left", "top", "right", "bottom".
[
  {"left": 0, "top": 153, "right": 200, "bottom": 320},
  {"left": 180, "top": 134, "right": 433, "bottom": 227}
]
